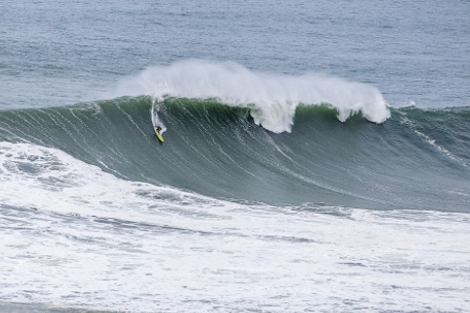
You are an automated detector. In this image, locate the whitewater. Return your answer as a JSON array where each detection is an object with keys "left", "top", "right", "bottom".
[{"left": 1, "top": 142, "right": 469, "bottom": 312}]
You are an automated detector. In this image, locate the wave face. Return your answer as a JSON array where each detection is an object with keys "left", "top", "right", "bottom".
[{"left": 1, "top": 97, "right": 469, "bottom": 212}]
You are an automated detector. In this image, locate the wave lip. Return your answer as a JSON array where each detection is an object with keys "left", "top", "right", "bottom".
[{"left": 115, "top": 59, "right": 390, "bottom": 133}]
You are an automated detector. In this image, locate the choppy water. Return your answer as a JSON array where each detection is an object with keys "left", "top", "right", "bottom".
[{"left": 1, "top": 0, "right": 469, "bottom": 312}]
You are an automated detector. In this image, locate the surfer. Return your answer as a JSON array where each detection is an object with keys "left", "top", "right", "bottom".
[{"left": 154, "top": 125, "right": 164, "bottom": 143}]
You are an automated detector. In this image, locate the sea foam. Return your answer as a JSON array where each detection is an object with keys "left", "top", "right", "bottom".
[
  {"left": 1, "top": 141, "right": 469, "bottom": 312},
  {"left": 115, "top": 60, "right": 390, "bottom": 133}
]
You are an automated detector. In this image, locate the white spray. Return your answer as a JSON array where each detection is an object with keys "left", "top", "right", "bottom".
[
  {"left": 150, "top": 101, "right": 166, "bottom": 134},
  {"left": 116, "top": 60, "right": 391, "bottom": 133}
]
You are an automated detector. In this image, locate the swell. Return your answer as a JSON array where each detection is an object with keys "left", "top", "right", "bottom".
[{"left": 0, "top": 97, "right": 469, "bottom": 212}]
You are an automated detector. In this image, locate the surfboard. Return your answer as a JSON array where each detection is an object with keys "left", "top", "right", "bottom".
[{"left": 154, "top": 126, "right": 164, "bottom": 143}]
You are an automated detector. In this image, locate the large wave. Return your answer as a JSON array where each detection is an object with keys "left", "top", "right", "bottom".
[
  {"left": 0, "top": 97, "right": 468, "bottom": 212},
  {"left": 113, "top": 60, "right": 390, "bottom": 133}
]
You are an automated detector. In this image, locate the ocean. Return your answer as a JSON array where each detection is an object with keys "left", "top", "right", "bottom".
[{"left": 0, "top": 0, "right": 469, "bottom": 312}]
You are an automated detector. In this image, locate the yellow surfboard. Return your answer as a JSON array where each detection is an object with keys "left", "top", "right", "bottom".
[{"left": 154, "top": 126, "right": 164, "bottom": 143}]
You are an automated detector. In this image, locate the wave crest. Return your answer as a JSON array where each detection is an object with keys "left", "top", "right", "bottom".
[{"left": 115, "top": 60, "right": 390, "bottom": 133}]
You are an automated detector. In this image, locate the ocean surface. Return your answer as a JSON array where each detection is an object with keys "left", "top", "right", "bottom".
[{"left": 1, "top": 0, "right": 469, "bottom": 312}]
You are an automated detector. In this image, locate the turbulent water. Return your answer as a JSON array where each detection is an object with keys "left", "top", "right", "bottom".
[{"left": 1, "top": 0, "right": 469, "bottom": 312}]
